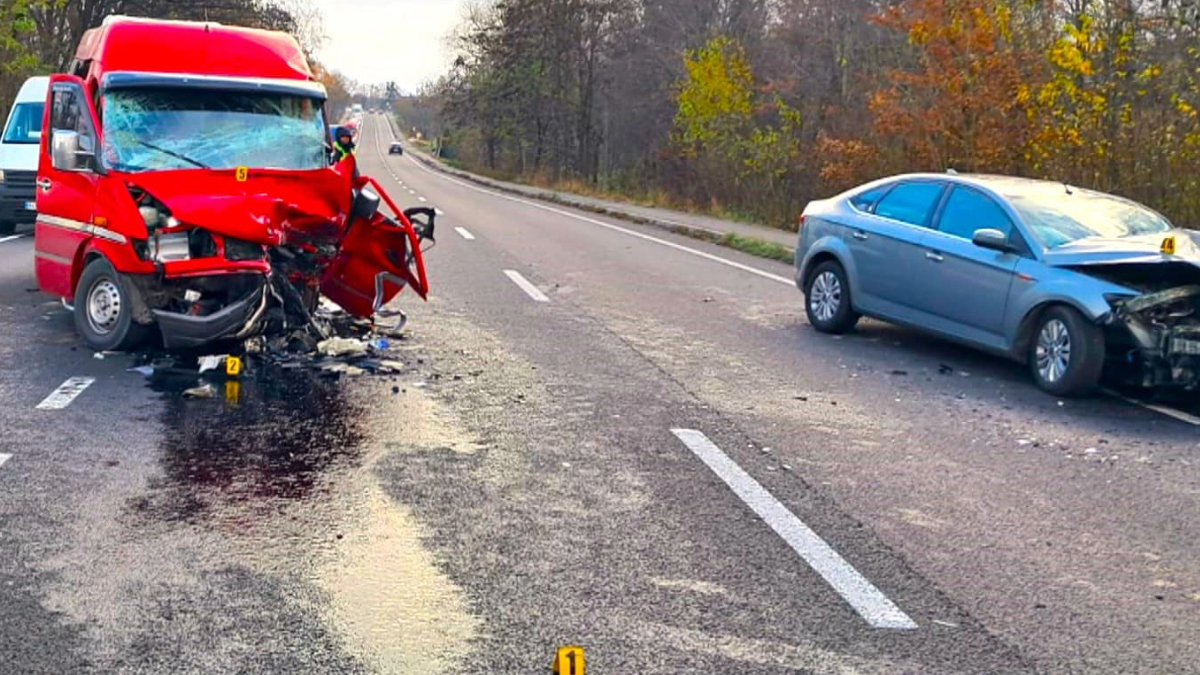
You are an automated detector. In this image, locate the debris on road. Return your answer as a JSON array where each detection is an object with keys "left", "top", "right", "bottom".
[
  {"left": 938, "top": 364, "right": 954, "bottom": 375},
  {"left": 128, "top": 365, "right": 155, "bottom": 377},
  {"left": 183, "top": 383, "right": 217, "bottom": 399},
  {"left": 198, "top": 355, "right": 227, "bottom": 374},
  {"left": 317, "top": 337, "right": 369, "bottom": 358}
]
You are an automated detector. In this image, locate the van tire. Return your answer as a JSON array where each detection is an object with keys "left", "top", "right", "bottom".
[{"left": 73, "top": 257, "right": 150, "bottom": 352}]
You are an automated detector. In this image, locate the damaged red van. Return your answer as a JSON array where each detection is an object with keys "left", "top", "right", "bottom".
[{"left": 34, "top": 16, "right": 431, "bottom": 351}]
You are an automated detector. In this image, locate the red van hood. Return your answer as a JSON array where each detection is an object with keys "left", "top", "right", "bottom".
[{"left": 121, "top": 165, "right": 355, "bottom": 245}]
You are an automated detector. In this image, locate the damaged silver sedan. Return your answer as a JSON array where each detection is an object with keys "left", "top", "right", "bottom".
[{"left": 795, "top": 173, "right": 1200, "bottom": 396}]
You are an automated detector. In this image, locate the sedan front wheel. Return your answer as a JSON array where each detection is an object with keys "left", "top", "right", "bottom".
[{"left": 1029, "top": 305, "right": 1105, "bottom": 397}]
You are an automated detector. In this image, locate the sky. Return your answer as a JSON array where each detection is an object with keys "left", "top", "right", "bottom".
[{"left": 310, "top": 0, "right": 467, "bottom": 93}]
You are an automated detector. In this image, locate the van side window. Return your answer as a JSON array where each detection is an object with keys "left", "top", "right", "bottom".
[
  {"left": 52, "top": 85, "right": 97, "bottom": 137},
  {"left": 49, "top": 83, "right": 97, "bottom": 172}
]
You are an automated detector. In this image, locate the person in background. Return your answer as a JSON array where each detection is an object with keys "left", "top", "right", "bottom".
[{"left": 332, "top": 126, "right": 355, "bottom": 162}]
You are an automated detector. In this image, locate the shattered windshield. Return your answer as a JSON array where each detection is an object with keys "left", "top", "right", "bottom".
[
  {"left": 1008, "top": 189, "right": 1174, "bottom": 249},
  {"left": 102, "top": 87, "right": 327, "bottom": 172}
]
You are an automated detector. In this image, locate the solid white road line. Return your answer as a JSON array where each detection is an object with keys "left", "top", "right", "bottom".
[
  {"left": 404, "top": 154, "right": 795, "bottom": 286},
  {"left": 671, "top": 429, "right": 918, "bottom": 630},
  {"left": 0, "top": 454, "right": 10, "bottom": 469},
  {"left": 0, "top": 234, "right": 25, "bottom": 244},
  {"left": 37, "top": 377, "right": 96, "bottom": 410},
  {"left": 1101, "top": 388, "right": 1200, "bottom": 426},
  {"left": 455, "top": 227, "right": 476, "bottom": 241},
  {"left": 504, "top": 270, "right": 550, "bottom": 303}
]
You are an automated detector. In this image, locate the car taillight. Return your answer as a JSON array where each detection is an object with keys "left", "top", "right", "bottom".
[{"left": 798, "top": 214, "right": 807, "bottom": 231}]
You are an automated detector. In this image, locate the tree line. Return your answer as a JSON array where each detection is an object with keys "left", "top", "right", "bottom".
[{"left": 420, "top": 0, "right": 1200, "bottom": 229}]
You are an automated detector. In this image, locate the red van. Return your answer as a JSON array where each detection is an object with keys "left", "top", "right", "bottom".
[{"left": 35, "top": 16, "right": 430, "bottom": 351}]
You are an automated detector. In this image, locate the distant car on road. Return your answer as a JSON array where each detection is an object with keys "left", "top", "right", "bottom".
[
  {"left": 795, "top": 173, "right": 1200, "bottom": 396},
  {"left": 388, "top": 142, "right": 403, "bottom": 156}
]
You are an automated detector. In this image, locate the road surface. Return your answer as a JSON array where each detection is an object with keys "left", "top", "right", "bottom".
[{"left": 0, "top": 114, "right": 1197, "bottom": 674}]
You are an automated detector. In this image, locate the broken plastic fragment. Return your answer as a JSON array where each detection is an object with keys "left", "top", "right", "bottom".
[
  {"left": 128, "top": 365, "right": 155, "bottom": 377},
  {"left": 183, "top": 383, "right": 217, "bottom": 399},
  {"left": 317, "top": 337, "right": 368, "bottom": 357},
  {"left": 198, "top": 355, "right": 228, "bottom": 373}
]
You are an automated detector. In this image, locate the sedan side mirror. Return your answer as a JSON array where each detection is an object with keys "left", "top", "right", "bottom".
[
  {"left": 972, "top": 228, "right": 1014, "bottom": 253},
  {"left": 51, "top": 130, "right": 96, "bottom": 172}
]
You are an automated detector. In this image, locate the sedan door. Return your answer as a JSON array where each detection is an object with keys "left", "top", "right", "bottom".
[
  {"left": 847, "top": 180, "right": 946, "bottom": 318},
  {"left": 910, "top": 185, "right": 1022, "bottom": 348}
]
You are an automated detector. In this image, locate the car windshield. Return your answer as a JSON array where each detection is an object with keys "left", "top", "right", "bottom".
[
  {"left": 1007, "top": 188, "right": 1173, "bottom": 249},
  {"left": 102, "top": 87, "right": 327, "bottom": 172},
  {"left": 3, "top": 102, "right": 44, "bottom": 144}
]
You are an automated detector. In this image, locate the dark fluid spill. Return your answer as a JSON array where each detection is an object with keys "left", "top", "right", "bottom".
[{"left": 134, "top": 353, "right": 368, "bottom": 523}]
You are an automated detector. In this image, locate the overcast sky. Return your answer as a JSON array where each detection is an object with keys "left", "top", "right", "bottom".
[{"left": 310, "top": 0, "right": 467, "bottom": 93}]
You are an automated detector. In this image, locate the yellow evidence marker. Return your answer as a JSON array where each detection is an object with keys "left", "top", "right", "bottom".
[
  {"left": 1161, "top": 235, "right": 1177, "bottom": 255},
  {"left": 553, "top": 646, "right": 585, "bottom": 675},
  {"left": 224, "top": 380, "right": 241, "bottom": 406},
  {"left": 235, "top": 166, "right": 249, "bottom": 182},
  {"left": 225, "top": 355, "right": 243, "bottom": 377}
]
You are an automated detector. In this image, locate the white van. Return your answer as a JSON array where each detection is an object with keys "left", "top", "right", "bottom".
[{"left": 0, "top": 76, "right": 48, "bottom": 235}]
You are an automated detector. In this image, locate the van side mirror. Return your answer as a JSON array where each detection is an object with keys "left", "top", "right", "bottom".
[
  {"left": 51, "top": 130, "right": 96, "bottom": 172},
  {"left": 972, "top": 228, "right": 1015, "bottom": 253}
]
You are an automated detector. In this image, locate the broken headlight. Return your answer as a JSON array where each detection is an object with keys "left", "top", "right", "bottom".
[
  {"left": 149, "top": 231, "right": 191, "bottom": 262},
  {"left": 224, "top": 236, "right": 265, "bottom": 261}
]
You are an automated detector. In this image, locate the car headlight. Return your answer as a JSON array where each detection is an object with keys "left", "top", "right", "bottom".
[
  {"left": 1104, "top": 293, "right": 1137, "bottom": 308},
  {"left": 149, "top": 231, "right": 191, "bottom": 262}
]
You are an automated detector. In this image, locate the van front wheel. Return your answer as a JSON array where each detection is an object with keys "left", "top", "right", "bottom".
[{"left": 73, "top": 257, "right": 150, "bottom": 352}]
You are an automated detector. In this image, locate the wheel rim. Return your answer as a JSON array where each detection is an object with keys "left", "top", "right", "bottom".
[
  {"left": 1035, "top": 318, "right": 1072, "bottom": 384},
  {"left": 810, "top": 271, "right": 842, "bottom": 323},
  {"left": 86, "top": 277, "right": 122, "bottom": 336}
]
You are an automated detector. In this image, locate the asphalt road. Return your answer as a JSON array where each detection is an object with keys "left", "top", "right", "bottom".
[{"left": 0, "top": 115, "right": 1197, "bottom": 674}]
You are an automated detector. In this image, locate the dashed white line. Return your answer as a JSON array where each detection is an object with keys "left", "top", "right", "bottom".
[
  {"left": 403, "top": 154, "right": 794, "bottom": 286},
  {"left": 671, "top": 429, "right": 918, "bottom": 630},
  {"left": 504, "top": 270, "right": 550, "bottom": 303},
  {"left": 37, "top": 377, "right": 96, "bottom": 410},
  {"left": 418, "top": 196, "right": 427, "bottom": 202},
  {"left": 455, "top": 227, "right": 476, "bottom": 241},
  {"left": 435, "top": 208, "right": 445, "bottom": 216},
  {"left": 0, "top": 454, "right": 10, "bottom": 469},
  {"left": 0, "top": 234, "right": 25, "bottom": 244},
  {"left": 1102, "top": 388, "right": 1200, "bottom": 426}
]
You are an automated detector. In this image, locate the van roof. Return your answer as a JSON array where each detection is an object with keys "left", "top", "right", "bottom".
[
  {"left": 74, "top": 16, "right": 312, "bottom": 83},
  {"left": 16, "top": 76, "right": 49, "bottom": 101}
]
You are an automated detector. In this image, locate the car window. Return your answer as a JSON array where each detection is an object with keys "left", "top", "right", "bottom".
[
  {"left": 1007, "top": 189, "right": 1172, "bottom": 248},
  {"left": 872, "top": 182, "right": 944, "bottom": 227},
  {"left": 849, "top": 184, "right": 890, "bottom": 212},
  {"left": 937, "top": 187, "right": 1014, "bottom": 240},
  {"left": 3, "top": 102, "right": 44, "bottom": 144}
]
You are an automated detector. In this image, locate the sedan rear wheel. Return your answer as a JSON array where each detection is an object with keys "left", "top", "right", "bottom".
[
  {"left": 805, "top": 260, "right": 859, "bottom": 334},
  {"left": 1029, "top": 305, "right": 1104, "bottom": 396}
]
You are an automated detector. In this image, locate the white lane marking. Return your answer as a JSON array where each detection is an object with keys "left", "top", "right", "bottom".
[
  {"left": 671, "top": 429, "right": 918, "bottom": 630},
  {"left": 404, "top": 155, "right": 794, "bottom": 286},
  {"left": 1102, "top": 389, "right": 1200, "bottom": 426},
  {"left": 37, "top": 377, "right": 96, "bottom": 410},
  {"left": 0, "top": 234, "right": 25, "bottom": 244},
  {"left": 0, "top": 454, "right": 10, "bottom": 469},
  {"left": 418, "top": 196, "right": 428, "bottom": 202},
  {"left": 455, "top": 227, "right": 476, "bottom": 241},
  {"left": 504, "top": 270, "right": 550, "bottom": 303},
  {"left": 435, "top": 208, "right": 445, "bottom": 216}
]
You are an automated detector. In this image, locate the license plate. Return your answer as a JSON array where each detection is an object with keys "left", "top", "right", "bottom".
[{"left": 23, "top": 201, "right": 35, "bottom": 211}]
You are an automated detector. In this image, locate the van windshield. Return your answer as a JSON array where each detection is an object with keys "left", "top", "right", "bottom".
[
  {"left": 3, "top": 102, "right": 44, "bottom": 144},
  {"left": 102, "top": 87, "right": 328, "bottom": 172}
]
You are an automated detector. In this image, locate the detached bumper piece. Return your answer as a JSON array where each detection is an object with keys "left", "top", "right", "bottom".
[{"left": 153, "top": 284, "right": 266, "bottom": 350}]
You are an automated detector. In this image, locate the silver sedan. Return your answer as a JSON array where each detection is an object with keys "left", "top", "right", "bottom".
[{"left": 795, "top": 173, "right": 1200, "bottom": 396}]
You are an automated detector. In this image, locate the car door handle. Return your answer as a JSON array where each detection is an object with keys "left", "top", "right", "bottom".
[
  {"left": 852, "top": 231, "right": 869, "bottom": 240},
  {"left": 36, "top": 178, "right": 52, "bottom": 192},
  {"left": 925, "top": 251, "right": 944, "bottom": 262}
]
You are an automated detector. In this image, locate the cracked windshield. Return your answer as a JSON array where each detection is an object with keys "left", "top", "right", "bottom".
[{"left": 4, "top": 1, "right": 1200, "bottom": 674}]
